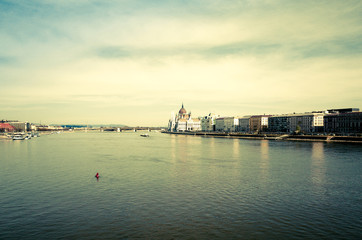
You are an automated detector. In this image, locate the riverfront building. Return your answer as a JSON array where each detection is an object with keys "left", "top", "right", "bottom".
[
  {"left": 324, "top": 111, "right": 362, "bottom": 134},
  {"left": 214, "top": 117, "right": 240, "bottom": 132},
  {"left": 0, "top": 122, "right": 16, "bottom": 132},
  {"left": 167, "top": 105, "right": 361, "bottom": 134},
  {"left": 1, "top": 121, "right": 31, "bottom": 132},
  {"left": 250, "top": 115, "right": 270, "bottom": 133},
  {"left": 168, "top": 104, "right": 201, "bottom": 132},
  {"left": 268, "top": 112, "right": 324, "bottom": 133},
  {"left": 224, "top": 117, "right": 239, "bottom": 132},
  {"left": 268, "top": 115, "right": 291, "bottom": 133},
  {"left": 290, "top": 112, "right": 324, "bottom": 133},
  {"left": 238, "top": 117, "right": 250, "bottom": 133},
  {"left": 186, "top": 117, "right": 201, "bottom": 131},
  {"left": 215, "top": 117, "right": 225, "bottom": 132},
  {"left": 201, "top": 113, "right": 220, "bottom": 132}
]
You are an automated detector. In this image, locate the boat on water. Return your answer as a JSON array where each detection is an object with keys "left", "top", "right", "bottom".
[
  {"left": 12, "top": 134, "right": 25, "bottom": 140},
  {"left": 11, "top": 132, "right": 38, "bottom": 140},
  {"left": 140, "top": 134, "right": 150, "bottom": 137},
  {"left": 25, "top": 133, "right": 33, "bottom": 139}
]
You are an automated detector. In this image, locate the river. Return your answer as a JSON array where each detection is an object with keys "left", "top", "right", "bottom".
[{"left": 0, "top": 132, "right": 361, "bottom": 239}]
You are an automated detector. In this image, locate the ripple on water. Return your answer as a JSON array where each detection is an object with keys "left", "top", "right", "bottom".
[{"left": 1, "top": 133, "right": 361, "bottom": 239}]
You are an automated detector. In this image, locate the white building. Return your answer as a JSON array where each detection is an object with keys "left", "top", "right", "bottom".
[
  {"left": 289, "top": 112, "right": 325, "bottom": 133},
  {"left": 201, "top": 113, "right": 219, "bottom": 132},
  {"left": 168, "top": 111, "right": 176, "bottom": 131},
  {"left": 168, "top": 104, "right": 201, "bottom": 132},
  {"left": 187, "top": 118, "right": 201, "bottom": 131},
  {"left": 223, "top": 117, "right": 239, "bottom": 132},
  {"left": 176, "top": 119, "right": 187, "bottom": 131},
  {"left": 215, "top": 117, "right": 240, "bottom": 132}
]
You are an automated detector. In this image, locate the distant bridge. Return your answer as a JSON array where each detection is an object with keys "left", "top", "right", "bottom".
[{"left": 99, "top": 126, "right": 163, "bottom": 132}]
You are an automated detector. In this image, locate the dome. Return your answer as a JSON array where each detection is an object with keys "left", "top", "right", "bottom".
[{"left": 179, "top": 103, "right": 187, "bottom": 114}]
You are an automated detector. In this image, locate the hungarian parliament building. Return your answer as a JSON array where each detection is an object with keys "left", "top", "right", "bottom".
[{"left": 168, "top": 104, "right": 201, "bottom": 132}]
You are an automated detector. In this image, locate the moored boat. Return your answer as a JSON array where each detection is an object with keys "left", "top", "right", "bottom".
[{"left": 12, "top": 134, "right": 25, "bottom": 140}]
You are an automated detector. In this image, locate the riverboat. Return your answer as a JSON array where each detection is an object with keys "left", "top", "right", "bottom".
[{"left": 12, "top": 134, "right": 25, "bottom": 140}]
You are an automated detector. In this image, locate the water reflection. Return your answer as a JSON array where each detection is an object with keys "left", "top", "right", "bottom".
[
  {"left": 232, "top": 139, "right": 239, "bottom": 159},
  {"left": 175, "top": 135, "right": 190, "bottom": 163},
  {"left": 259, "top": 140, "right": 270, "bottom": 179},
  {"left": 260, "top": 140, "right": 269, "bottom": 161},
  {"left": 170, "top": 135, "right": 177, "bottom": 163},
  {"left": 208, "top": 137, "right": 216, "bottom": 159},
  {"left": 311, "top": 142, "right": 326, "bottom": 188},
  {"left": 170, "top": 135, "right": 192, "bottom": 163}
]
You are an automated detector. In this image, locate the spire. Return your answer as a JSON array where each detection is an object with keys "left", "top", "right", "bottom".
[{"left": 178, "top": 102, "right": 187, "bottom": 115}]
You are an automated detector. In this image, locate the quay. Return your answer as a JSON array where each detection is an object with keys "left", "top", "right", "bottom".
[{"left": 162, "top": 131, "right": 362, "bottom": 143}]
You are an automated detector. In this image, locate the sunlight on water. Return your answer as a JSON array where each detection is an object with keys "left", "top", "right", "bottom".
[{"left": 311, "top": 142, "right": 326, "bottom": 187}]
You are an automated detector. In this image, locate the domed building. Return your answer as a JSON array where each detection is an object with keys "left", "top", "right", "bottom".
[
  {"left": 168, "top": 103, "right": 201, "bottom": 132},
  {"left": 178, "top": 103, "right": 189, "bottom": 120}
]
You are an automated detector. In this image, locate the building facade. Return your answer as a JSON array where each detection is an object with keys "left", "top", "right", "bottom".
[
  {"left": 0, "top": 123, "right": 16, "bottom": 132},
  {"left": 215, "top": 118, "right": 225, "bottom": 132},
  {"left": 237, "top": 117, "right": 250, "bottom": 132},
  {"left": 223, "top": 117, "right": 239, "bottom": 132},
  {"left": 249, "top": 115, "right": 270, "bottom": 133},
  {"left": 168, "top": 106, "right": 360, "bottom": 134},
  {"left": 201, "top": 113, "right": 219, "bottom": 132},
  {"left": 268, "top": 115, "right": 291, "bottom": 133},
  {"left": 289, "top": 113, "right": 324, "bottom": 133},
  {"left": 324, "top": 112, "right": 362, "bottom": 134},
  {"left": 6, "top": 121, "right": 31, "bottom": 132},
  {"left": 213, "top": 117, "right": 239, "bottom": 132},
  {"left": 186, "top": 118, "right": 201, "bottom": 131},
  {"left": 168, "top": 104, "right": 201, "bottom": 132},
  {"left": 268, "top": 113, "right": 324, "bottom": 133}
]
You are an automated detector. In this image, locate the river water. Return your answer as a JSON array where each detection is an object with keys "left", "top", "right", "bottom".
[{"left": 0, "top": 132, "right": 361, "bottom": 239}]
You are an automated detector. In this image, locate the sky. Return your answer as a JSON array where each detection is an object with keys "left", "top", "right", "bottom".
[{"left": 0, "top": 0, "right": 361, "bottom": 126}]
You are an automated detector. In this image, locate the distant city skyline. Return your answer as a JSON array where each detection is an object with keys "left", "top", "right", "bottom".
[{"left": 1, "top": 0, "right": 361, "bottom": 126}]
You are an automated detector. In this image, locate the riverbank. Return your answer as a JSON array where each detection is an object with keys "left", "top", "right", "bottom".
[
  {"left": 0, "top": 131, "right": 71, "bottom": 140},
  {"left": 162, "top": 131, "right": 362, "bottom": 143}
]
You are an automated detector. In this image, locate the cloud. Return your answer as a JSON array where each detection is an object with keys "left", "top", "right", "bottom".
[
  {"left": 0, "top": 0, "right": 361, "bottom": 125},
  {"left": 0, "top": 56, "right": 16, "bottom": 65},
  {"left": 92, "top": 33, "right": 362, "bottom": 62},
  {"left": 296, "top": 37, "right": 362, "bottom": 59}
]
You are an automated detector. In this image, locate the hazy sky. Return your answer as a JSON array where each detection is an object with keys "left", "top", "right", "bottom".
[{"left": 1, "top": 0, "right": 361, "bottom": 126}]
